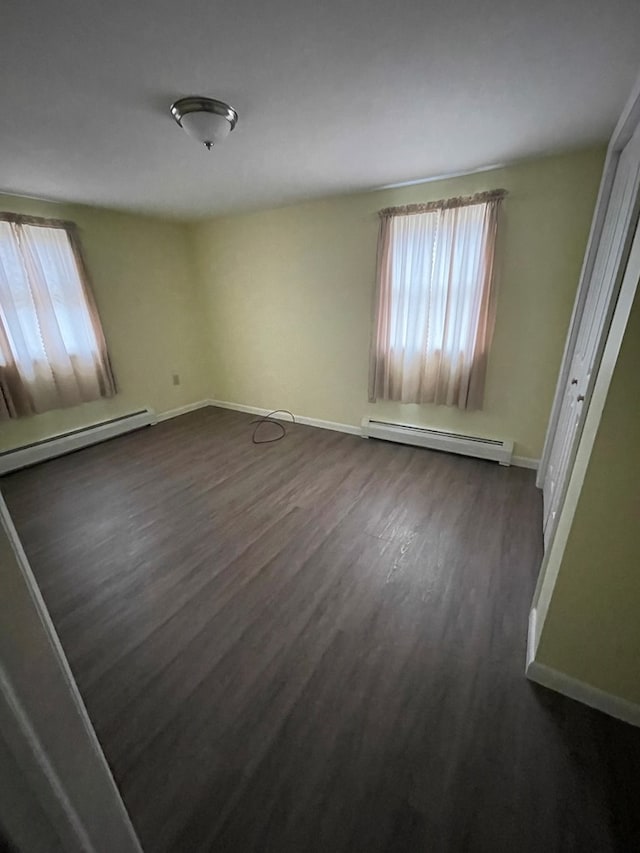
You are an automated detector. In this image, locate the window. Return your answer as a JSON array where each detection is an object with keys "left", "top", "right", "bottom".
[
  {"left": 0, "top": 214, "right": 115, "bottom": 420},
  {"left": 369, "top": 190, "right": 505, "bottom": 410}
]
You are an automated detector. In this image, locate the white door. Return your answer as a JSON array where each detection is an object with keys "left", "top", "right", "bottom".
[{"left": 543, "top": 124, "right": 640, "bottom": 547}]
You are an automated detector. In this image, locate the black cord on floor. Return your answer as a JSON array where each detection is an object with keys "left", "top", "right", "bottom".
[{"left": 250, "top": 410, "right": 296, "bottom": 444}]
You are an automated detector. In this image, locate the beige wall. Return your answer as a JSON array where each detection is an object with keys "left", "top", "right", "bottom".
[
  {"left": 1, "top": 147, "right": 604, "bottom": 459},
  {"left": 192, "top": 147, "right": 605, "bottom": 459},
  {"left": 0, "top": 194, "right": 210, "bottom": 451},
  {"left": 536, "top": 287, "right": 640, "bottom": 705}
]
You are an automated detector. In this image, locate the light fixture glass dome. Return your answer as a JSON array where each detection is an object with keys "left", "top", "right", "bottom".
[{"left": 170, "top": 96, "right": 238, "bottom": 150}]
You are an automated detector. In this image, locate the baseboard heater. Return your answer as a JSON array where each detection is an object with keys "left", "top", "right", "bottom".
[
  {"left": 0, "top": 409, "right": 157, "bottom": 476},
  {"left": 361, "top": 417, "right": 513, "bottom": 466}
]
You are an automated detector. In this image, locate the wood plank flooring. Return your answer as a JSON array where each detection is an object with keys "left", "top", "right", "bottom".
[{"left": 2, "top": 407, "right": 640, "bottom": 852}]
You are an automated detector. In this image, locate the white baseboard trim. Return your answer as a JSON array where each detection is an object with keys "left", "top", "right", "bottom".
[
  {"left": 0, "top": 396, "right": 538, "bottom": 473},
  {"left": 155, "top": 400, "right": 212, "bottom": 423},
  {"left": 208, "top": 400, "right": 541, "bottom": 457},
  {"left": 207, "top": 399, "right": 281, "bottom": 418},
  {"left": 0, "top": 409, "right": 156, "bottom": 476},
  {"left": 289, "top": 413, "right": 361, "bottom": 436},
  {"left": 511, "top": 455, "right": 539, "bottom": 470},
  {"left": 526, "top": 657, "right": 640, "bottom": 728},
  {"left": 526, "top": 605, "right": 640, "bottom": 727},
  {"left": 208, "top": 399, "right": 361, "bottom": 436}
]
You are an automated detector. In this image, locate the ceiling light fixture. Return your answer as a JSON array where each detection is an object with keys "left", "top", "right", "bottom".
[{"left": 170, "top": 96, "right": 238, "bottom": 150}]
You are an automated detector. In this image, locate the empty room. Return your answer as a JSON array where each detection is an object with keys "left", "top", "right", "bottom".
[{"left": 1, "top": 1, "right": 640, "bottom": 851}]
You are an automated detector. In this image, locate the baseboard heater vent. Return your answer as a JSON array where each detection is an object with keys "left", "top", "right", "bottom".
[
  {"left": 361, "top": 417, "right": 513, "bottom": 466},
  {"left": 0, "top": 409, "right": 157, "bottom": 476}
]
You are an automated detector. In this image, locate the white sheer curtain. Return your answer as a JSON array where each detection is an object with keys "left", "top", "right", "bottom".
[
  {"left": 369, "top": 192, "right": 504, "bottom": 409},
  {"left": 0, "top": 216, "right": 116, "bottom": 419}
]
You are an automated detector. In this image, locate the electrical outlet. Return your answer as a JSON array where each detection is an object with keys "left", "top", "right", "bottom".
[{"left": 172, "top": 373, "right": 180, "bottom": 386}]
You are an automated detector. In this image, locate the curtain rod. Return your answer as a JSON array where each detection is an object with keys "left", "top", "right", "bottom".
[
  {"left": 0, "top": 212, "right": 77, "bottom": 230},
  {"left": 378, "top": 189, "right": 507, "bottom": 218}
]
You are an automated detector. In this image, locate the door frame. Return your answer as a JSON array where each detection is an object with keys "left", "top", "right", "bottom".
[
  {"left": 537, "top": 74, "right": 640, "bottom": 491},
  {"left": 529, "top": 70, "right": 640, "bottom": 663},
  {"left": 528, "top": 210, "right": 640, "bottom": 669},
  {"left": 0, "top": 493, "right": 143, "bottom": 853}
]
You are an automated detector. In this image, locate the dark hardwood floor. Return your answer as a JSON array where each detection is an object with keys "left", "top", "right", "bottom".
[{"left": 2, "top": 407, "right": 640, "bottom": 852}]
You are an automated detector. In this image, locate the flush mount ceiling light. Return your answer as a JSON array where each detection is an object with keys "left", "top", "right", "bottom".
[{"left": 170, "top": 96, "right": 238, "bottom": 150}]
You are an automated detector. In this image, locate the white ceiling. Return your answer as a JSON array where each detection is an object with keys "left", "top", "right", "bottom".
[{"left": 2, "top": 0, "right": 639, "bottom": 219}]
